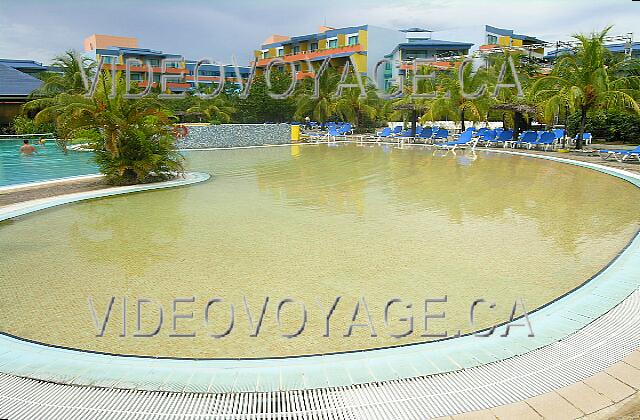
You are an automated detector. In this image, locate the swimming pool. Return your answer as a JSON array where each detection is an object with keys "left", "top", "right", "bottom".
[
  {"left": 0, "top": 139, "right": 98, "bottom": 187},
  {"left": 1, "top": 143, "right": 639, "bottom": 359}
]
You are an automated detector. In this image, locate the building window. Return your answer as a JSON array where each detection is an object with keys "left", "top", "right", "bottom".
[
  {"left": 347, "top": 35, "right": 358, "bottom": 46},
  {"left": 327, "top": 38, "right": 338, "bottom": 49},
  {"left": 294, "top": 63, "right": 301, "bottom": 71},
  {"left": 130, "top": 73, "right": 143, "bottom": 81},
  {"left": 262, "top": 50, "right": 269, "bottom": 59},
  {"left": 487, "top": 34, "right": 498, "bottom": 45},
  {"left": 277, "top": 47, "right": 284, "bottom": 57},
  {"left": 292, "top": 45, "right": 300, "bottom": 54},
  {"left": 310, "top": 42, "right": 318, "bottom": 51}
]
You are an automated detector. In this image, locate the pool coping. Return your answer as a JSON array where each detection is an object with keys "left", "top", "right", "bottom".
[
  {"left": 0, "top": 146, "right": 638, "bottom": 394},
  {"left": 0, "top": 174, "right": 103, "bottom": 193}
]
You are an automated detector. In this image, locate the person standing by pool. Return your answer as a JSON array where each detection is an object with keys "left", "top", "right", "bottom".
[{"left": 20, "top": 139, "right": 36, "bottom": 155}]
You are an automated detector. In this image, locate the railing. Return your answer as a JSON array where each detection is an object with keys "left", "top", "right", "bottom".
[{"left": 258, "top": 43, "right": 363, "bottom": 66}]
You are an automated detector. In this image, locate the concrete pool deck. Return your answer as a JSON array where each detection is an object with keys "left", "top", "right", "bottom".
[{"left": 0, "top": 145, "right": 639, "bottom": 418}]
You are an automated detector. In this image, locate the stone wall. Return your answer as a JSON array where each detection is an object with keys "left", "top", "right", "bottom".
[{"left": 176, "top": 124, "right": 291, "bottom": 149}]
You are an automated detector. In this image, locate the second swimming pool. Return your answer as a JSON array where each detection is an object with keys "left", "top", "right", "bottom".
[{"left": 0, "top": 139, "right": 98, "bottom": 187}]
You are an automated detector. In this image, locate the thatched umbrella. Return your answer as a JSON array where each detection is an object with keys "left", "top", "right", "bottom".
[
  {"left": 491, "top": 103, "right": 537, "bottom": 140},
  {"left": 393, "top": 103, "right": 427, "bottom": 137}
]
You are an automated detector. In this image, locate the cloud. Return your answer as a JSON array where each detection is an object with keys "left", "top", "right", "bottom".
[{"left": 0, "top": 0, "right": 637, "bottom": 65}]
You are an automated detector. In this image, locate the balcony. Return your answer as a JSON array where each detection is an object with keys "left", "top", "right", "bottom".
[
  {"left": 136, "top": 80, "right": 191, "bottom": 89},
  {"left": 184, "top": 75, "right": 243, "bottom": 83},
  {"left": 257, "top": 44, "right": 363, "bottom": 67},
  {"left": 100, "top": 64, "right": 188, "bottom": 74}
]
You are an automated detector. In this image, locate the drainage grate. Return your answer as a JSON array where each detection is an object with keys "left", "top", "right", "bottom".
[{"left": 0, "top": 288, "right": 638, "bottom": 419}]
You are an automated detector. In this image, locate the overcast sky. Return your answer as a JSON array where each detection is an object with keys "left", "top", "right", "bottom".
[{"left": 0, "top": 0, "right": 638, "bottom": 65}]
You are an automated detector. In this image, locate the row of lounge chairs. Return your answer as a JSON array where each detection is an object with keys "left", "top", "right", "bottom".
[
  {"left": 599, "top": 145, "right": 640, "bottom": 162},
  {"left": 369, "top": 126, "right": 567, "bottom": 152},
  {"left": 306, "top": 123, "right": 353, "bottom": 139},
  {"left": 304, "top": 124, "right": 640, "bottom": 164}
]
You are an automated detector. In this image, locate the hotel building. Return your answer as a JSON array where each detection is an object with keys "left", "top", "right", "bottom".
[
  {"left": 84, "top": 35, "right": 190, "bottom": 92},
  {"left": 83, "top": 34, "right": 251, "bottom": 93},
  {"left": 254, "top": 25, "right": 410, "bottom": 87}
]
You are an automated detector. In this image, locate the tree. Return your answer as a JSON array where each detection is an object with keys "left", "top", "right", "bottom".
[
  {"left": 32, "top": 50, "right": 96, "bottom": 96},
  {"left": 334, "top": 78, "right": 380, "bottom": 128},
  {"left": 532, "top": 27, "right": 640, "bottom": 149},
  {"left": 24, "top": 72, "right": 183, "bottom": 185},
  {"left": 419, "top": 63, "right": 491, "bottom": 130},
  {"left": 294, "top": 67, "right": 341, "bottom": 123},
  {"left": 233, "top": 72, "right": 296, "bottom": 123},
  {"left": 186, "top": 95, "right": 235, "bottom": 124}
]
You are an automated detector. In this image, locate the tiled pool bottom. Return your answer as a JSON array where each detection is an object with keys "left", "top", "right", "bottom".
[
  {"left": 0, "top": 147, "right": 639, "bottom": 395},
  {"left": 0, "top": 140, "right": 98, "bottom": 187}
]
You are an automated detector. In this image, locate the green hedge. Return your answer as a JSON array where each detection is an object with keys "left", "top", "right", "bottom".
[{"left": 567, "top": 111, "right": 640, "bottom": 144}]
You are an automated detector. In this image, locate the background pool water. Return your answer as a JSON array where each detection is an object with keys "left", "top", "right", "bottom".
[
  {"left": 1, "top": 143, "right": 639, "bottom": 358},
  {"left": 0, "top": 139, "right": 98, "bottom": 187}
]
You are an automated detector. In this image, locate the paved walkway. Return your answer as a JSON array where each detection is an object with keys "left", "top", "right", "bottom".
[{"left": 450, "top": 350, "right": 640, "bottom": 419}]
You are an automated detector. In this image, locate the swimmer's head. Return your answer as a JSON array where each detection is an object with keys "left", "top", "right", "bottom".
[{"left": 23, "top": 139, "right": 29, "bottom": 144}]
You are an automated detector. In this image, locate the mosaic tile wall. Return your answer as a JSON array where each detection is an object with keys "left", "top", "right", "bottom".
[{"left": 176, "top": 124, "right": 291, "bottom": 149}]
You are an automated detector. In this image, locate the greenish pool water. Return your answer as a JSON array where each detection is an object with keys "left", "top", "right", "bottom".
[
  {"left": 1, "top": 143, "right": 639, "bottom": 359},
  {"left": 0, "top": 140, "right": 98, "bottom": 187}
]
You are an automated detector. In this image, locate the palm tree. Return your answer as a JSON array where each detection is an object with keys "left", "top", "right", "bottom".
[
  {"left": 24, "top": 71, "right": 182, "bottom": 184},
  {"left": 334, "top": 79, "right": 379, "bottom": 127},
  {"left": 186, "top": 96, "right": 235, "bottom": 124},
  {"left": 532, "top": 27, "right": 640, "bottom": 149},
  {"left": 294, "top": 67, "right": 341, "bottom": 123},
  {"left": 32, "top": 50, "right": 96, "bottom": 96},
  {"left": 421, "top": 63, "right": 491, "bottom": 130}
]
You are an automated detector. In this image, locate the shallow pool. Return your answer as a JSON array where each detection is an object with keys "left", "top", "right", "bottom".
[
  {"left": 0, "top": 139, "right": 98, "bottom": 187},
  {"left": 1, "top": 143, "right": 639, "bottom": 358}
]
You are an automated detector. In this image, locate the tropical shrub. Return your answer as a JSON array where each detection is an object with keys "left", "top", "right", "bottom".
[
  {"left": 567, "top": 110, "right": 640, "bottom": 144},
  {"left": 24, "top": 71, "right": 184, "bottom": 185},
  {"left": 94, "top": 124, "right": 183, "bottom": 185},
  {"left": 12, "top": 115, "right": 55, "bottom": 135}
]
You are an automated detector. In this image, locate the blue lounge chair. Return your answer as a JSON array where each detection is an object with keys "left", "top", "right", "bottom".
[
  {"left": 533, "top": 131, "right": 557, "bottom": 151},
  {"left": 327, "top": 126, "right": 345, "bottom": 140},
  {"left": 392, "top": 126, "right": 402, "bottom": 135},
  {"left": 416, "top": 128, "right": 433, "bottom": 143},
  {"left": 434, "top": 130, "right": 477, "bottom": 152},
  {"left": 396, "top": 129, "right": 419, "bottom": 142},
  {"left": 371, "top": 127, "right": 393, "bottom": 141},
  {"left": 338, "top": 123, "right": 353, "bottom": 135},
  {"left": 508, "top": 131, "right": 538, "bottom": 148},
  {"left": 477, "top": 130, "right": 496, "bottom": 147},
  {"left": 485, "top": 130, "right": 513, "bottom": 148},
  {"left": 432, "top": 129, "right": 449, "bottom": 143},
  {"left": 599, "top": 145, "right": 640, "bottom": 162},
  {"left": 572, "top": 132, "right": 592, "bottom": 145}
]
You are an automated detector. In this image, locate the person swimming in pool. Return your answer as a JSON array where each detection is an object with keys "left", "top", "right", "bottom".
[
  {"left": 38, "top": 137, "right": 46, "bottom": 146},
  {"left": 20, "top": 139, "right": 36, "bottom": 155}
]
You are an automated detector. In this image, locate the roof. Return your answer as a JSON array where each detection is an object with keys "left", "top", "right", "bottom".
[
  {"left": 0, "top": 59, "right": 48, "bottom": 71},
  {"left": 485, "top": 25, "right": 545, "bottom": 44},
  {"left": 184, "top": 61, "right": 251, "bottom": 75},
  {"left": 544, "top": 42, "right": 640, "bottom": 59},
  {"left": 391, "top": 39, "right": 474, "bottom": 55},
  {"left": 96, "top": 47, "right": 181, "bottom": 58},
  {"left": 0, "top": 63, "right": 43, "bottom": 97},
  {"left": 400, "top": 28, "right": 433, "bottom": 33},
  {"left": 260, "top": 25, "right": 367, "bottom": 49}
]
